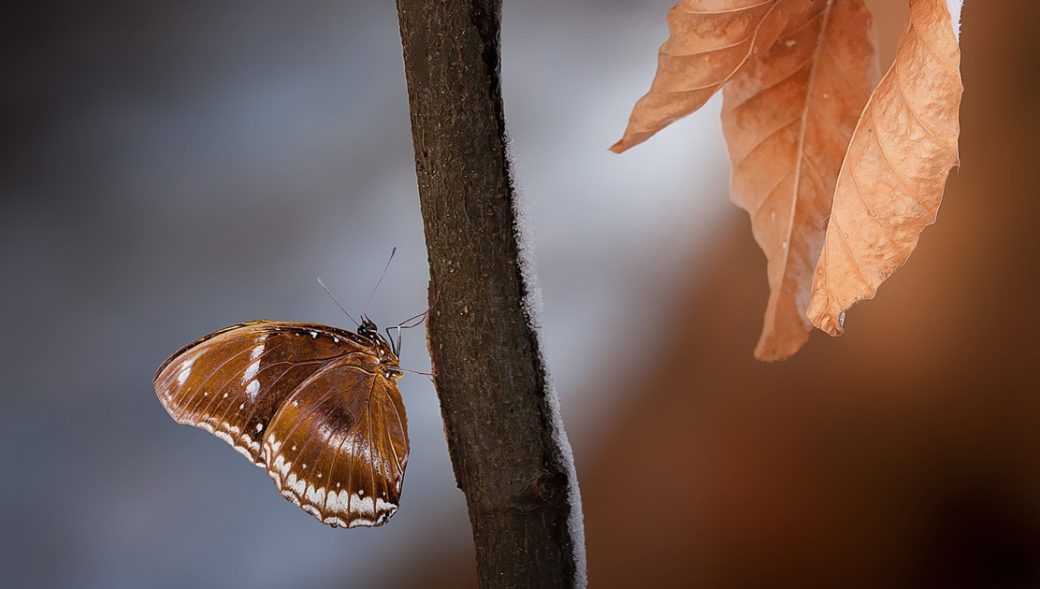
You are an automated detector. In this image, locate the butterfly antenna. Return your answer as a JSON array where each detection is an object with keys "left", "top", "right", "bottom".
[
  {"left": 364, "top": 247, "right": 397, "bottom": 316},
  {"left": 316, "top": 277, "right": 359, "bottom": 328}
]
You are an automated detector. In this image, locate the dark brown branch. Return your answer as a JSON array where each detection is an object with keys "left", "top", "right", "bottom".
[{"left": 395, "top": 0, "right": 585, "bottom": 587}]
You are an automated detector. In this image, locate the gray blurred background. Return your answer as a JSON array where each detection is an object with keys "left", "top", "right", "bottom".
[
  {"left": 12, "top": 3, "right": 1026, "bottom": 589},
  {"left": 1, "top": 2, "right": 726, "bottom": 588}
]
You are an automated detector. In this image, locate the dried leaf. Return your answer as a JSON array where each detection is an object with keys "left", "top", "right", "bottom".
[
  {"left": 610, "top": 0, "right": 787, "bottom": 153},
  {"left": 807, "top": 0, "right": 963, "bottom": 335},
  {"left": 721, "top": 0, "right": 879, "bottom": 360}
]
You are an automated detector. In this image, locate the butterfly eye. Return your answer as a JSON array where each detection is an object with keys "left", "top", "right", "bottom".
[{"left": 358, "top": 317, "right": 380, "bottom": 338}]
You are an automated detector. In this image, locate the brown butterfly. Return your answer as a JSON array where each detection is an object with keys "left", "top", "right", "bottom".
[{"left": 154, "top": 317, "right": 408, "bottom": 528}]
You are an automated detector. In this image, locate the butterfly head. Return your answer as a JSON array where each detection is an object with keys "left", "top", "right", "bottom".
[
  {"left": 358, "top": 316, "right": 379, "bottom": 338},
  {"left": 358, "top": 315, "right": 400, "bottom": 373}
]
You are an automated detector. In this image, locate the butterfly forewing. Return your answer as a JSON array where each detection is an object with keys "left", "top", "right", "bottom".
[
  {"left": 153, "top": 321, "right": 408, "bottom": 528},
  {"left": 263, "top": 357, "right": 407, "bottom": 527}
]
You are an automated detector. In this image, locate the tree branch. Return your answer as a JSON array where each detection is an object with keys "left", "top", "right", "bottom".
[{"left": 395, "top": 0, "right": 586, "bottom": 587}]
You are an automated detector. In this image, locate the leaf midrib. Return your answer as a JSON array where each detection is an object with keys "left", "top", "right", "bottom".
[{"left": 777, "top": 1, "right": 834, "bottom": 317}]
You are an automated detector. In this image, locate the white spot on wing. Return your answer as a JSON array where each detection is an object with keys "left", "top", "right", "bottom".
[
  {"left": 246, "top": 379, "right": 260, "bottom": 398},
  {"left": 281, "top": 490, "right": 301, "bottom": 506},
  {"left": 324, "top": 516, "right": 348, "bottom": 527},
  {"left": 305, "top": 484, "right": 326, "bottom": 507},
  {"left": 243, "top": 360, "right": 260, "bottom": 382},
  {"left": 271, "top": 454, "right": 291, "bottom": 476},
  {"left": 231, "top": 444, "right": 255, "bottom": 461},
  {"left": 327, "top": 489, "right": 349, "bottom": 512},
  {"left": 267, "top": 437, "right": 282, "bottom": 454},
  {"left": 354, "top": 496, "right": 375, "bottom": 516}
]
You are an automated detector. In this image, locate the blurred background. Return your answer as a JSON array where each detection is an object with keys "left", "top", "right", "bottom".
[{"left": 2, "top": 2, "right": 1037, "bottom": 588}]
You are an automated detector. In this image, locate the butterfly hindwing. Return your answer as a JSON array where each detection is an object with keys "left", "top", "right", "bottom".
[{"left": 263, "top": 357, "right": 408, "bottom": 527}]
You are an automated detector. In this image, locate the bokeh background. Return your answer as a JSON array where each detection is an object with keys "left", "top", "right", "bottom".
[{"left": 3, "top": 2, "right": 1037, "bottom": 588}]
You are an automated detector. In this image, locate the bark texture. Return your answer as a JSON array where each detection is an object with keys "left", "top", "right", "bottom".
[{"left": 395, "top": 1, "right": 584, "bottom": 587}]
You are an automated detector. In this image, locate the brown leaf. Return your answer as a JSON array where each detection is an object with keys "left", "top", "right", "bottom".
[
  {"left": 610, "top": 0, "right": 787, "bottom": 153},
  {"left": 721, "top": 0, "right": 879, "bottom": 360},
  {"left": 807, "top": 0, "right": 963, "bottom": 335}
]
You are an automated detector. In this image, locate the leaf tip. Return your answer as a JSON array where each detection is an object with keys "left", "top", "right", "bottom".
[
  {"left": 807, "top": 290, "right": 846, "bottom": 337},
  {"left": 753, "top": 330, "right": 809, "bottom": 362},
  {"left": 812, "top": 313, "right": 845, "bottom": 337},
  {"left": 753, "top": 348, "right": 792, "bottom": 362}
]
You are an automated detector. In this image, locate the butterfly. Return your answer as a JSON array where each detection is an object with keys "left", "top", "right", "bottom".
[{"left": 153, "top": 317, "right": 408, "bottom": 528}]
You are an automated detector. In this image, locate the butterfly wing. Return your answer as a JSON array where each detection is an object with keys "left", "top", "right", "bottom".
[
  {"left": 154, "top": 320, "right": 409, "bottom": 528},
  {"left": 153, "top": 321, "right": 374, "bottom": 465},
  {"left": 263, "top": 357, "right": 408, "bottom": 528}
]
